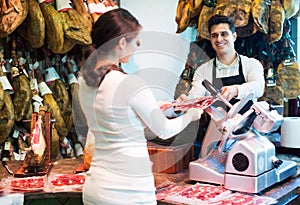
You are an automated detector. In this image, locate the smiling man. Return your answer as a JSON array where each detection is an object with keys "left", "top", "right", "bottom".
[
  {"left": 188, "top": 14, "right": 265, "bottom": 113},
  {"left": 181, "top": 14, "right": 266, "bottom": 158}
]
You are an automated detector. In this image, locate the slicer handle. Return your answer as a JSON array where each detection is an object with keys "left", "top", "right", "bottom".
[
  {"left": 202, "top": 79, "right": 219, "bottom": 96},
  {"left": 202, "top": 80, "right": 232, "bottom": 108}
]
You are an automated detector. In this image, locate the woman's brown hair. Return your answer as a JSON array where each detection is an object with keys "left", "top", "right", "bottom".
[{"left": 81, "top": 8, "right": 141, "bottom": 87}]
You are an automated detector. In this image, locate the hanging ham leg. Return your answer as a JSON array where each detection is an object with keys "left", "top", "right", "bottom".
[{"left": 0, "top": 0, "right": 28, "bottom": 37}]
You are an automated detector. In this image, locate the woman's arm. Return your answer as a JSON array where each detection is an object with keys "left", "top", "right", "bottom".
[{"left": 130, "top": 80, "right": 202, "bottom": 139}]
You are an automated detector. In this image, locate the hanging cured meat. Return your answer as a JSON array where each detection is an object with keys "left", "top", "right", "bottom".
[
  {"left": 0, "top": 48, "right": 14, "bottom": 145},
  {"left": 252, "top": 0, "right": 270, "bottom": 34},
  {"left": 236, "top": 14, "right": 258, "bottom": 38},
  {"left": 0, "top": 0, "right": 28, "bottom": 37},
  {"left": 46, "top": 57, "right": 73, "bottom": 133},
  {"left": 174, "top": 0, "right": 299, "bottom": 41},
  {"left": 175, "top": 0, "right": 203, "bottom": 33},
  {"left": 65, "top": 57, "right": 87, "bottom": 130},
  {"left": 10, "top": 53, "right": 33, "bottom": 122},
  {"left": 49, "top": 78, "right": 73, "bottom": 131},
  {"left": 11, "top": 68, "right": 33, "bottom": 121},
  {"left": 59, "top": 8, "right": 92, "bottom": 46},
  {"left": 17, "top": 0, "right": 45, "bottom": 48},
  {"left": 72, "top": 0, "right": 93, "bottom": 33},
  {"left": 60, "top": 38, "right": 77, "bottom": 55},
  {"left": 197, "top": 3, "right": 215, "bottom": 40},
  {"left": 35, "top": 67, "right": 68, "bottom": 139},
  {"left": 50, "top": 122, "right": 60, "bottom": 160},
  {"left": 176, "top": 0, "right": 192, "bottom": 33},
  {"left": 177, "top": 3, "right": 193, "bottom": 33},
  {"left": 266, "top": 0, "right": 285, "bottom": 43},
  {"left": 0, "top": 83, "right": 3, "bottom": 109},
  {"left": 283, "top": 0, "right": 300, "bottom": 20},
  {"left": 259, "top": 84, "right": 284, "bottom": 105},
  {"left": 0, "top": 83, "right": 15, "bottom": 145},
  {"left": 190, "top": 0, "right": 203, "bottom": 18},
  {"left": 214, "top": 0, "right": 252, "bottom": 28},
  {"left": 219, "top": 0, "right": 252, "bottom": 27},
  {"left": 175, "top": 0, "right": 185, "bottom": 25},
  {"left": 40, "top": 2, "right": 65, "bottom": 53},
  {"left": 277, "top": 58, "right": 300, "bottom": 99}
]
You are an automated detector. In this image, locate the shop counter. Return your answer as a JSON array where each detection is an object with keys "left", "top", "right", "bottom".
[
  {"left": 0, "top": 157, "right": 299, "bottom": 205},
  {"left": 154, "top": 169, "right": 300, "bottom": 205}
]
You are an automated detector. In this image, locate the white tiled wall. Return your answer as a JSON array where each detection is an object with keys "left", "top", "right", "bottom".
[{"left": 119, "top": 0, "right": 197, "bottom": 101}]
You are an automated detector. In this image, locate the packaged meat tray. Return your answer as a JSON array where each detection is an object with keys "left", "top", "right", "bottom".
[
  {"left": 0, "top": 180, "right": 8, "bottom": 194},
  {"left": 208, "top": 192, "right": 277, "bottom": 205},
  {"left": 165, "top": 183, "right": 232, "bottom": 205},
  {"left": 48, "top": 173, "right": 86, "bottom": 192},
  {"left": 159, "top": 182, "right": 277, "bottom": 205},
  {"left": 156, "top": 180, "right": 189, "bottom": 200},
  {"left": 8, "top": 176, "right": 46, "bottom": 192}
]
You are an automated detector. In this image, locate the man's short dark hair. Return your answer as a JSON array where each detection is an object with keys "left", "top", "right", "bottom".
[{"left": 208, "top": 14, "right": 235, "bottom": 34}]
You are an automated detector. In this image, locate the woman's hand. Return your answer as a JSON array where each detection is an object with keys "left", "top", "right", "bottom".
[
  {"left": 187, "top": 108, "right": 203, "bottom": 121},
  {"left": 176, "top": 94, "right": 189, "bottom": 101}
]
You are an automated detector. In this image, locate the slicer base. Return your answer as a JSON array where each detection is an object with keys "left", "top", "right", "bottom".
[
  {"left": 225, "top": 160, "right": 297, "bottom": 193},
  {"left": 189, "top": 149, "right": 226, "bottom": 185},
  {"left": 189, "top": 159, "right": 297, "bottom": 193}
]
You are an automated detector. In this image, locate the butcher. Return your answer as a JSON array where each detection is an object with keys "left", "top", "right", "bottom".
[{"left": 178, "top": 14, "right": 265, "bottom": 157}]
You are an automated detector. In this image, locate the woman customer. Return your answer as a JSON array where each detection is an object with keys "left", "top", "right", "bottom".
[{"left": 79, "top": 8, "right": 203, "bottom": 205}]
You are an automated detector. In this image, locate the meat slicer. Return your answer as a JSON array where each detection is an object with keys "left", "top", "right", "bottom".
[{"left": 189, "top": 80, "right": 297, "bottom": 193}]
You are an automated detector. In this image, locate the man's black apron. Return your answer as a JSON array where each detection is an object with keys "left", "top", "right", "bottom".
[
  {"left": 195, "top": 56, "right": 253, "bottom": 156},
  {"left": 212, "top": 55, "right": 253, "bottom": 114}
]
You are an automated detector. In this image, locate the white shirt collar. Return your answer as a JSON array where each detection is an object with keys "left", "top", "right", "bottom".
[{"left": 216, "top": 53, "right": 239, "bottom": 70}]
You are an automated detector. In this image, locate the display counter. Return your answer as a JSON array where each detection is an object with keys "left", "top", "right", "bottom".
[
  {"left": 0, "top": 158, "right": 84, "bottom": 205},
  {"left": 0, "top": 156, "right": 299, "bottom": 205},
  {"left": 154, "top": 169, "right": 300, "bottom": 205}
]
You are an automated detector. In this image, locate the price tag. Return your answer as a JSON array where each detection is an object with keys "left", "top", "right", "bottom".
[
  {"left": 13, "top": 130, "right": 20, "bottom": 139},
  {"left": 4, "top": 141, "right": 11, "bottom": 150},
  {"left": 2, "top": 65, "right": 7, "bottom": 72},
  {"left": 88, "top": 3, "right": 98, "bottom": 14},
  {"left": 70, "top": 59, "right": 78, "bottom": 73},
  {"left": 18, "top": 57, "right": 26, "bottom": 64},
  {"left": 33, "top": 61, "right": 39, "bottom": 69},
  {"left": 38, "top": 82, "right": 53, "bottom": 96},
  {"left": 0, "top": 76, "right": 13, "bottom": 91},
  {"left": 68, "top": 73, "right": 78, "bottom": 84},
  {"left": 61, "top": 55, "right": 67, "bottom": 63},
  {"left": 32, "top": 94, "right": 44, "bottom": 103}
]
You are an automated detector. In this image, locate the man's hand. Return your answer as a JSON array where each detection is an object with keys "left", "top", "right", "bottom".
[{"left": 221, "top": 85, "right": 238, "bottom": 101}]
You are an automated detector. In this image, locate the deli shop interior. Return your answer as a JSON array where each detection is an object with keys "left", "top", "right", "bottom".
[{"left": 0, "top": 0, "right": 300, "bottom": 204}]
